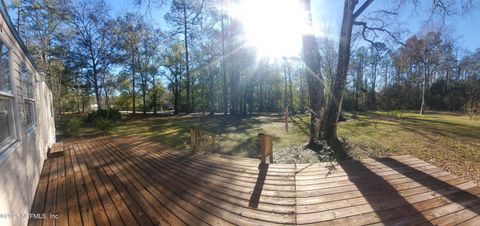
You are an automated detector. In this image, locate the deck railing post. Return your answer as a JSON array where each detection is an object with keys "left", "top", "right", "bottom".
[
  {"left": 191, "top": 127, "right": 216, "bottom": 152},
  {"left": 258, "top": 133, "right": 273, "bottom": 164},
  {"left": 190, "top": 127, "right": 197, "bottom": 149}
]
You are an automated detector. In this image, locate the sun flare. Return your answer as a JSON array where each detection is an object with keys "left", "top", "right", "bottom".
[{"left": 228, "top": 0, "right": 308, "bottom": 58}]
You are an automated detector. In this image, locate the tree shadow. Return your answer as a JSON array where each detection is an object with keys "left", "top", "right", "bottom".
[
  {"left": 378, "top": 158, "right": 480, "bottom": 217},
  {"left": 338, "top": 159, "right": 432, "bottom": 224},
  {"left": 374, "top": 113, "right": 480, "bottom": 141},
  {"left": 288, "top": 115, "right": 309, "bottom": 136}
]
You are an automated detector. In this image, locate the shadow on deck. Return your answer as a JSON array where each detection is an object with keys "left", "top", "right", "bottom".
[{"left": 28, "top": 136, "right": 480, "bottom": 225}]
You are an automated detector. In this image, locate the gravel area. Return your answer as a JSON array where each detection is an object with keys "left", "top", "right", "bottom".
[{"left": 274, "top": 140, "right": 334, "bottom": 164}]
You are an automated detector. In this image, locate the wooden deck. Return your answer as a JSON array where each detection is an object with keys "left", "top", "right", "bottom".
[{"left": 28, "top": 136, "right": 480, "bottom": 225}]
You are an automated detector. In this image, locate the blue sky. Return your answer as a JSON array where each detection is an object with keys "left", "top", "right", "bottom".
[
  {"left": 107, "top": 0, "right": 480, "bottom": 53},
  {"left": 313, "top": 1, "right": 480, "bottom": 52},
  {"left": 5, "top": 0, "right": 479, "bottom": 52}
]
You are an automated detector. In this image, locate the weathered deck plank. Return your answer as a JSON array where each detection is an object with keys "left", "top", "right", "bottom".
[
  {"left": 28, "top": 136, "right": 480, "bottom": 225},
  {"left": 28, "top": 154, "right": 52, "bottom": 226}
]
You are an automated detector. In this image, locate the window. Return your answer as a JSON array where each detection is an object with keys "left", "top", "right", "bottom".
[
  {"left": 0, "top": 42, "right": 10, "bottom": 93},
  {"left": 0, "top": 41, "right": 16, "bottom": 151},
  {"left": 0, "top": 98, "right": 15, "bottom": 149},
  {"left": 25, "top": 100, "right": 35, "bottom": 129},
  {"left": 21, "top": 63, "right": 34, "bottom": 99},
  {"left": 21, "top": 63, "right": 36, "bottom": 130}
]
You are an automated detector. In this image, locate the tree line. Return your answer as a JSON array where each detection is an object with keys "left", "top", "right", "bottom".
[
  {"left": 11, "top": 0, "right": 479, "bottom": 158},
  {"left": 346, "top": 31, "right": 480, "bottom": 116}
]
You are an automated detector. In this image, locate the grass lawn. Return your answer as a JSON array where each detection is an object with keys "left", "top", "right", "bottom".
[
  {"left": 57, "top": 113, "right": 312, "bottom": 158},
  {"left": 337, "top": 111, "right": 480, "bottom": 184},
  {"left": 112, "top": 114, "right": 311, "bottom": 158},
  {"left": 57, "top": 111, "right": 480, "bottom": 183}
]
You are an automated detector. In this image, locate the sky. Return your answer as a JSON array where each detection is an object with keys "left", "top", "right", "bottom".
[
  {"left": 4, "top": 0, "right": 480, "bottom": 53},
  {"left": 313, "top": 0, "right": 480, "bottom": 52},
  {"left": 106, "top": 0, "right": 480, "bottom": 54}
]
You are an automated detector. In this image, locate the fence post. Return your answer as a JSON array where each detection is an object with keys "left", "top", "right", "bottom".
[
  {"left": 190, "top": 127, "right": 197, "bottom": 149},
  {"left": 258, "top": 133, "right": 273, "bottom": 164}
]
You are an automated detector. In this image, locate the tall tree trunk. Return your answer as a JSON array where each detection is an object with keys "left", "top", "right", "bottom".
[
  {"left": 132, "top": 53, "right": 136, "bottom": 114},
  {"left": 300, "top": 64, "right": 305, "bottom": 113},
  {"left": 371, "top": 63, "right": 377, "bottom": 109},
  {"left": 302, "top": 0, "right": 325, "bottom": 141},
  {"left": 249, "top": 85, "right": 254, "bottom": 115},
  {"left": 17, "top": 3, "right": 21, "bottom": 34},
  {"left": 283, "top": 59, "right": 289, "bottom": 110},
  {"left": 142, "top": 75, "right": 147, "bottom": 115},
  {"left": 209, "top": 68, "right": 215, "bottom": 115},
  {"left": 94, "top": 77, "right": 101, "bottom": 110},
  {"left": 364, "top": 72, "right": 368, "bottom": 112},
  {"left": 259, "top": 82, "right": 264, "bottom": 112},
  {"left": 289, "top": 67, "right": 294, "bottom": 113},
  {"left": 104, "top": 80, "right": 110, "bottom": 108},
  {"left": 183, "top": 3, "right": 191, "bottom": 114},
  {"left": 420, "top": 67, "right": 427, "bottom": 114},
  {"left": 319, "top": 0, "right": 357, "bottom": 160},
  {"left": 230, "top": 71, "right": 237, "bottom": 115},
  {"left": 221, "top": 1, "right": 228, "bottom": 115},
  {"left": 92, "top": 63, "right": 102, "bottom": 109},
  {"left": 201, "top": 86, "right": 205, "bottom": 115},
  {"left": 191, "top": 80, "right": 195, "bottom": 112},
  {"left": 173, "top": 76, "right": 179, "bottom": 114},
  {"left": 384, "top": 61, "right": 389, "bottom": 111},
  {"left": 153, "top": 75, "right": 157, "bottom": 115}
]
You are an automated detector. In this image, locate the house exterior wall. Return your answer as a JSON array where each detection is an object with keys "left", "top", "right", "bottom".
[{"left": 0, "top": 3, "right": 55, "bottom": 226}]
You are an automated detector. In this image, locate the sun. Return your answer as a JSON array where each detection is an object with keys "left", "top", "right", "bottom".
[{"left": 228, "top": 0, "right": 308, "bottom": 58}]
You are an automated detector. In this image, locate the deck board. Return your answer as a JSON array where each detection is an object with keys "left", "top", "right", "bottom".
[
  {"left": 28, "top": 155, "right": 51, "bottom": 226},
  {"left": 29, "top": 135, "right": 480, "bottom": 225}
]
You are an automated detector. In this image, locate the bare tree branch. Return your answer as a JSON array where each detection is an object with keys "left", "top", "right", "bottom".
[
  {"left": 354, "top": 21, "right": 405, "bottom": 47},
  {"left": 353, "top": 0, "right": 374, "bottom": 19}
]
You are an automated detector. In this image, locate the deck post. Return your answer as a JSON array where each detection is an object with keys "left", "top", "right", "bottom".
[
  {"left": 190, "top": 127, "right": 197, "bottom": 149},
  {"left": 258, "top": 133, "right": 273, "bottom": 164}
]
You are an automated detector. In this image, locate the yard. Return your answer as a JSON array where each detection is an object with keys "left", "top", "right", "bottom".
[{"left": 57, "top": 111, "right": 480, "bottom": 184}]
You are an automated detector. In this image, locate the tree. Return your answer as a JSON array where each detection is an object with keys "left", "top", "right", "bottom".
[
  {"left": 419, "top": 32, "right": 442, "bottom": 114},
  {"left": 66, "top": 0, "right": 117, "bottom": 109},
  {"left": 221, "top": 0, "right": 228, "bottom": 115},
  {"left": 301, "top": 0, "right": 326, "bottom": 141},
  {"left": 165, "top": 0, "right": 204, "bottom": 114},
  {"left": 138, "top": 23, "right": 162, "bottom": 114},
  {"left": 11, "top": 0, "right": 69, "bottom": 115},
  {"left": 302, "top": 0, "right": 472, "bottom": 159},
  {"left": 350, "top": 46, "right": 368, "bottom": 111},
  {"left": 163, "top": 44, "right": 186, "bottom": 114},
  {"left": 115, "top": 13, "right": 145, "bottom": 113}
]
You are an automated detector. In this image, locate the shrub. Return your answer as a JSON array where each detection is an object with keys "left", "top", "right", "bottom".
[
  {"left": 95, "top": 119, "right": 114, "bottom": 133},
  {"left": 64, "top": 118, "right": 82, "bottom": 137},
  {"left": 87, "top": 108, "right": 121, "bottom": 123}
]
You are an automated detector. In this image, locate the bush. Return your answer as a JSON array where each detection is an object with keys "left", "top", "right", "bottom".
[
  {"left": 95, "top": 119, "right": 114, "bottom": 133},
  {"left": 64, "top": 118, "right": 82, "bottom": 137},
  {"left": 87, "top": 108, "right": 121, "bottom": 123}
]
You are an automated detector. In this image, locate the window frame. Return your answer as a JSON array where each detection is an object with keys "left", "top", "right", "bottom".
[
  {"left": 0, "top": 40, "right": 12, "bottom": 94},
  {"left": 0, "top": 96, "right": 16, "bottom": 153},
  {"left": 21, "top": 63, "right": 37, "bottom": 132},
  {"left": 0, "top": 41, "right": 17, "bottom": 154}
]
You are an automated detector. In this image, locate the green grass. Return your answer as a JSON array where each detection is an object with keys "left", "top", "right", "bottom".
[
  {"left": 56, "top": 111, "right": 480, "bottom": 183},
  {"left": 57, "top": 114, "right": 311, "bottom": 158},
  {"left": 337, "top": 111, "right": 480, "bottom": 183},
  {"left": 112, "top": 114, "right": 311, "bottom": 158}
]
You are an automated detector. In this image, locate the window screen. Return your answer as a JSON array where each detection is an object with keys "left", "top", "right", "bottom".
[
  {"left": 0, "top": 97, "right": 13, "bottom": 147},
  {"left": 0, "top": 41, "right": 15, "bottom": 151},
  {"left": 0, "top": 43, "right": 10, "bottom": 93},
  {"left": 21, "top": 63, "right": 34, "bottom": 99},
  {"left": 25, "top": 100, "right": 35, "bottom": 130}
]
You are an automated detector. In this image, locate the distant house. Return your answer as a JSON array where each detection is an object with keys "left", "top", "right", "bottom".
[{"left": 0, "top": 2, "right": 55, "bottom": 226}]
